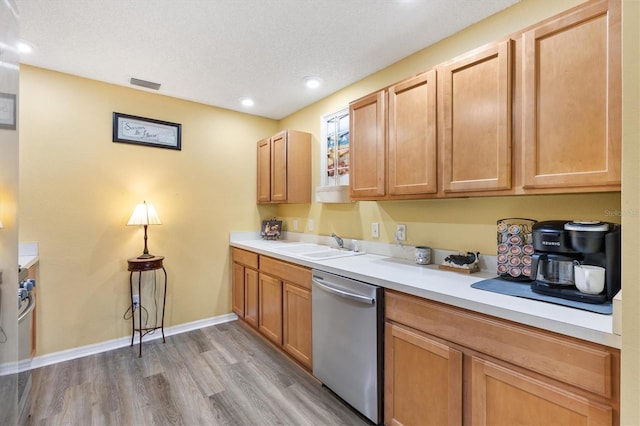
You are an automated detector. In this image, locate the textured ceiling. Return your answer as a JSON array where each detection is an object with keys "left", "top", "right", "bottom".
[{"left": 17, "top": 0, "right": 520, "bottom": 119}]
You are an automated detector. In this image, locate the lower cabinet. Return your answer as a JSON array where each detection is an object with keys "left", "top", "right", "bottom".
[
  {"left": 385, "top": 322, "right": 462, "bottom": 426},
  {"left": 385, "top": 289, "right": 619, "bottom": 426},
  {"left": 231, "top": 248, "right": 259, "bottom": 327},
  {"left": 283, "top": 281, "right": 312, "bottom": 368},
  {"left": 471, "top": 357, "right": 612, "bottom": 425},
  {"left": 258, "top": 272, "right": 283, "bottom": 345},
  {"left": 232, "top": 248, "right": 313, "bottom": 371}
]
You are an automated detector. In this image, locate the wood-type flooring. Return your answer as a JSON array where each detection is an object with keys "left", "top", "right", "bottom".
[{"left": 26, "top": 320, "right": 370, "bottom": 425}]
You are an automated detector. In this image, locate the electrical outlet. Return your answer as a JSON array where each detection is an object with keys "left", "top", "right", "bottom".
[
  {"left": 293, "top": 219, "right": 298, "bottom": 231},
  {"left": 396, "top": 224, "right": 406, "bottom": 241},
  {"left": 132, "top": 294, "right": 140, "bottom": 309},
  {"left": 308, "top": 219, "right": 314, "bottom": 231},
  {"left": 371, "top": 222, "right": 379, "bottom": 238}
]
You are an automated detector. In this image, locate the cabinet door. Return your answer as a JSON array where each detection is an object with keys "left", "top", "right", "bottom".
[
  {"left": 349, "top": 91, "right": 386, "bottom": 199},
  {"left": 231, "top": 262, "right": 245, "bottom": 317},
  {"left": 244, "top": 268, "right": 259, "bottom": 328},
  {"left": 258, "top": 273, "right": 283, "bottom": 345},
  {"left": 282, "top": 282, "right": 312, "bottom": 369},
  {"left": 471, "top": 356, "right": 612, "bottom": 426},
  {"left": 385, "top": 323, "right": 463, "bottom": 426},
  {"left": 522, "top": 0, "right": 620, "bottom": 189},
  {"left": 388, "top": 70, "right": 437, "bottom": 196},
  {"left": 257, "top": 138, "right": 271, "bottom": 203},
  {"left": 441, "top": 40, "right": 512, "bottom": 193},
  {"left": 270, "top": 131, "right": 288, "bottom": 201}
]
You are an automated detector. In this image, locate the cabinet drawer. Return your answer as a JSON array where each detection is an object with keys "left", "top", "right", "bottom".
[
  {"left": 260, "top": 256, "right": 311, "bottom": 290},
  {"left": 386, "top": 290, "right": 616, "bottom": 398},
  {"left": 232, "top": 248, "right": 258, "bottom": 269}
]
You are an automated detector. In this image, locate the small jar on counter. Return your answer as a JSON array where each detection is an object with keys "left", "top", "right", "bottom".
[{"left": 415, "top": 246, "right": 431, "bottom": 265}]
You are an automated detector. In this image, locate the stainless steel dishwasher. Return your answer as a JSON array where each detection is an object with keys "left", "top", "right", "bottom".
[{"left": 311, "top": 270, "right": 383, "bottom": 425}]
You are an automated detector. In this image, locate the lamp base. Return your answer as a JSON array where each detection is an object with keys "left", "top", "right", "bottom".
[{"left": 137, "top": 253, "right": 155, "bottom": 259}]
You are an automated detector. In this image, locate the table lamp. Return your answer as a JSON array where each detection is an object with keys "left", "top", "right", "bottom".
[{"left": 127, "top": 201, "right": 161, "bottom": 259}]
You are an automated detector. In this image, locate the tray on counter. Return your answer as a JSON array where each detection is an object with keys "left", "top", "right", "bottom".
[{"left": 471, "top": 277, "right": 612, "bottom": 315}]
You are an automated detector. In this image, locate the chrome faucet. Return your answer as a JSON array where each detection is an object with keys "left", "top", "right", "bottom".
[{"left": 331, "top": 233, "right": 344, "bottom": 249}]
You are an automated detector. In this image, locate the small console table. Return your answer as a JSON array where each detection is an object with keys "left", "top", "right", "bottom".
[{"left": 127, "top": 256, "right": 167, "bottom": 357}]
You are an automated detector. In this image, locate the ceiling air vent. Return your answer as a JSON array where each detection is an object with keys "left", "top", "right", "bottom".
[{"left": 129, "top": 77, "right": 161, "bottom": 90}]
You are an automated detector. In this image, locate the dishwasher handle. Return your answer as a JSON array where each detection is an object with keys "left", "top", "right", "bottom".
[{"left": 312, "top": 278, "right": 375, "bottom": 305}]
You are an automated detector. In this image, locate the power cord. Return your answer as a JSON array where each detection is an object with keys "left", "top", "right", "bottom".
[
  {"left": 122, "top": 301, "right": 149, "bottom": 327},
  {"left": 123, "top": 272, "right": 164, "bottom": 334}
]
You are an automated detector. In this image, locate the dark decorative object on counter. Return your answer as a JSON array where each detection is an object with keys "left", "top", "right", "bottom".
[
  {"left": 261, "top": 219, "right": 282, "bottom": 240},
  {"left": 440, "top": 251, "right": 480, "bottom": 274}
]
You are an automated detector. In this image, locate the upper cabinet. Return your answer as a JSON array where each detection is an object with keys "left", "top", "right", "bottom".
[
  {"left": 389, "top": 70, "right": 438, "bottom": 197},
  {"left": 522, "top": 0, "right": 621, "bottom": 190},
  {"left": 349, "top": 69, "right": 438, "bottom": 200},
  {"left": 347, "top": 0, "right": 620, "bottom": 201},
  {"left": 257, "top": 130, "right": 312, "bottom": 204},
  {"left": 349, "top": 91, "right": 386, "bottom": 199},
  {"left": 440, "top": 40, "right": 513, "bottom": 194}
]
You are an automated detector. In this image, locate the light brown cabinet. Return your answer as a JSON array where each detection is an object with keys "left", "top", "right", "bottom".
[
  {"left": 349, "top": 70, "right": 438, "bottom": 200},
  {"left": 471, "top": 356, "right": 612, "bottom": 425},
  {"left": 349, "top": 91, "right": 386, "bottom": 199},
  {"left": 385, "top": 322, "right": 462, "bottom": 426},
  {"left": 258, "top": 272, "right": 282, "bottom": 345},
  {"left": 257, "top": 130, "right": 312, "bottom": 204},
  {"left": 348, "top": 0, "right": 620, "bottom": 200},
  {"left": 235, "top": 251, "right": 313, "bottom": 370},
  {"left": 385, "top": 289, "right": 619, "bottom": 426},
  {"left": 388, "top": 70, "right": 438, "bottom": 197},
  {"left": 282, "top": 280, "right": 312, "bottom": 369},
  {"left": 440, "top": 40, "right": 512, "bottom": 194},
  {"left": 231, "top": 248, "right": 259, "bottom": 328},
  {"left": 522, "top": 0, "right": 620, "bottom": 191}
]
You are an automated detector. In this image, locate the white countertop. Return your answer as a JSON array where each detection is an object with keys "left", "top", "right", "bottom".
[
  {"left": 230, "top": 234, "right": 621, "bottom": 349},
  {"left": 19, "top": 242, "right": 39, "bottom": 270}
]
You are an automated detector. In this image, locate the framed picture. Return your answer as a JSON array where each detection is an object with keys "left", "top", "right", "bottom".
[
  {"left": 0, "top": 93, "right": 17, "bottom": 130},
  {"left": 261, "top": 219, "right": 282, "bottom": 240},
  {"left": 112, "top": 112, "right": 181, "bottom": 150}
]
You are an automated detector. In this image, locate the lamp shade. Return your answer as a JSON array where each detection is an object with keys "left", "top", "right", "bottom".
[{"left": 127, "top": 201, "right": 161, "bottom": 226}]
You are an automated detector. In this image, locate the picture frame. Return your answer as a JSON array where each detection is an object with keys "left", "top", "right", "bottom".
[
  {"left": 261, "top": 219, "right": 283, "bottom": 240},
  {"left": 112, "top": 112, "right": 181, "bottom": 150},
  {"left": 0, "top": 93, "right": 17, "bottom": 130}
]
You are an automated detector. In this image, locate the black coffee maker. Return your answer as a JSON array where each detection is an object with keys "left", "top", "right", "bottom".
[{"left": 530, "top": 220, "right": 621, "bottom": 304}]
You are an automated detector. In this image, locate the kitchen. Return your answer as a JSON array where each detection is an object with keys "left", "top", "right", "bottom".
[{"left": 0, "top": 0, "right": 639, "bottom": 425}]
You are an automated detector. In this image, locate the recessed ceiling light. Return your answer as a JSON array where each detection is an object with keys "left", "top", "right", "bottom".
[
  {"left": 240, "top": 97, "right": 254, "bottom": 107},
  {"left": 17, "top": 40, "right": 34, "bottom": 54},
  {"left": 304, "top": 77, "right": 322, "bottom": 89}
]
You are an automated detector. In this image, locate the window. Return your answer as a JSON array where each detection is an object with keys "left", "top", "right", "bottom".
[{"left": 321, "top": 108, "right": 349, "bottom": 186}]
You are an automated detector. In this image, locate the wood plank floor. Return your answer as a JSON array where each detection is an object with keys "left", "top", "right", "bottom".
[{"left": 27, "top": 320, "right": 370, "bottom": 426}]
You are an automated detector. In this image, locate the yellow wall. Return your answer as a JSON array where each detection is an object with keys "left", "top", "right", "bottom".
[
  {"left": 621, "top": 0, "right": 640, "bottom": 423},
  {"left": 19, "top": 65, "right": 278, "bottom": 355}
]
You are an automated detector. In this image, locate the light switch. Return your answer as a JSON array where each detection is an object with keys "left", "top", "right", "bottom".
[{"left": 308, "top": 219, "right": 314, "bottom": 231}]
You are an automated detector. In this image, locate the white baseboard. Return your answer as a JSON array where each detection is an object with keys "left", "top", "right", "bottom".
[{"left": 28, "top": 312, "right": 238, "bottom": 371}]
